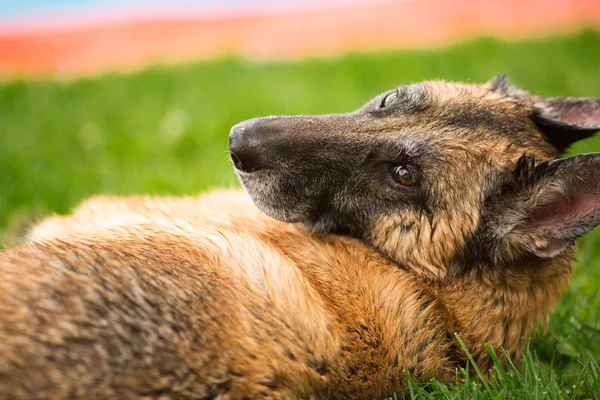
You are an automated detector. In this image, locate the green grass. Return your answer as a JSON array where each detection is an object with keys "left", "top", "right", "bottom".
[{"left": 1, "top": 29, "right": 600, "bottom": 398}]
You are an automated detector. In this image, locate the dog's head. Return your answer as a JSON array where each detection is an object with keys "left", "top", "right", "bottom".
[{"left": 230, "top": 76, "right": 600, "bottom": 279}]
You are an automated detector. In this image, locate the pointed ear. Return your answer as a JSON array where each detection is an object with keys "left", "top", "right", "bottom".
[
  {"left": 533, "top": 97, "right": 600, "bottom": 153},
  {"left": 487, "top": 75, "right": 600, "bottom": 153},
  {"left": 487, "top": 74, "right": 534, "bottom": 99},
  {"left": 495, "top": 153, "right": 600, "bottom": 261}
]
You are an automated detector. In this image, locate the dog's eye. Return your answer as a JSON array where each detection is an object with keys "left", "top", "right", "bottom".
[
  {"left": 380, "top": 91, "right": 399, "bottom": 108},
  {"left": 390, "top": 165, "right": 413, "bottom": 186}
]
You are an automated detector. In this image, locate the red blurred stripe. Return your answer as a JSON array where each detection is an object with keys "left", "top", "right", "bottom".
[{"left": 0, "top": 0, "right": 599, "bottom": 78}]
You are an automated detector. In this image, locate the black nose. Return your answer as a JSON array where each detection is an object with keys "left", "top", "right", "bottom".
[{"left": 229, "top": 121, "right": 266, "bottom": 173}]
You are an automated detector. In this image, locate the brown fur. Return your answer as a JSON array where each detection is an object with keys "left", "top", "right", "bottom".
[{"left": 1, "top": 77, "right": 599, "bottom": 399}]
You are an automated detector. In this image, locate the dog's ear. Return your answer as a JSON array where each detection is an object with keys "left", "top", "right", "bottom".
[
  {"left": 488, "top": 75, "right": 600, "bottom": 153},
  {"left": 533, "top": 97, "right": 600, "bottom": 153},
  {"left": 488, "top": 74, "right": 533, "bottom": 99},
  {"left": 491, "top": 153, "right": 600, "bottom": 262}
]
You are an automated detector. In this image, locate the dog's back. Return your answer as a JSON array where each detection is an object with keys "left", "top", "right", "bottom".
[
  {"left": 1, "top": 193, "right": 334, "bottom": 398},
  {"left": 1, "top": 191, "right": 461, "bottom": 399}
]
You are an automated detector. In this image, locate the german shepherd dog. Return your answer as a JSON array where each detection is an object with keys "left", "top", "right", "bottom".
[{"left": 2, "top": 76, "right": 599, "bottom": 399}]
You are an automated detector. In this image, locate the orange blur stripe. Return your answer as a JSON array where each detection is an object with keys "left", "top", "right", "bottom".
[{"left": 1, "top": 0, "right": 600, "bottom": 78}]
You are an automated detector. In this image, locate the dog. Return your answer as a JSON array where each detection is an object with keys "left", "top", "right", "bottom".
[{"left": 2, "top": 75, "right": 599, "bottom": 399}]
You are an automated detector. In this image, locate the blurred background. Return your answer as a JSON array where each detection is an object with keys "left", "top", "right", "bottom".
[
  {"left": 1, "top": 0, "right": 600, "bottom": 77},
  {"left": 0, "top": 0, "right": 600, "bottom": 395}
]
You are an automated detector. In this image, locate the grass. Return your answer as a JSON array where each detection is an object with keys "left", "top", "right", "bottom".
[
  {"left": 1, "top": 29, "right": 600, "bottom": 398},
  {"left": 401, "top": 337, "right": 599, "bottom": 399}
]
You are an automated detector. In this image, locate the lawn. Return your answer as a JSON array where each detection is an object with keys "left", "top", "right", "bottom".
[{"left": 1, "top": 29, "right": 599, "bottom": 398}]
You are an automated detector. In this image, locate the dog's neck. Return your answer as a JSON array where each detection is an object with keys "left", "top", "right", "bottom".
[
  {"left": 432, "top": 255, "right": 573, "bottom": 367},
  {"left": 301, "top": 226, "right": 572, "bottom": 369},
  {"left": 251, "top": 215, "right": 572, "bottom": 374}
]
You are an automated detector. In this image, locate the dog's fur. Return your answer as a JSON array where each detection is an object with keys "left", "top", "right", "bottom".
[{"left": 2, "top": 76, "right": 600, "bottom": 399}]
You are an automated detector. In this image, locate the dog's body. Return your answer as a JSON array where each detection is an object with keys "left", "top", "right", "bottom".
[
  {"left": 4, "top": 192, "right": 457, "bottom": 398},
  {"left": 3, "top": 191, "right": 567, "bottom": 399},
  {"left": 1, "top": 77, "right": 600, "bottom": 398}
]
